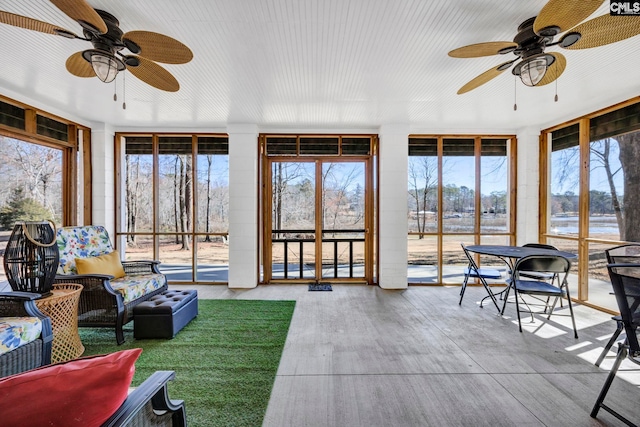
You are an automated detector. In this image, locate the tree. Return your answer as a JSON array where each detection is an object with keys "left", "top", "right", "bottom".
[
  {"left": 590, "top": 138, "right": 623, "bottom": 232},
  {"left": 0, "top": 188, "right": 52, "bottom": 230},
  {"left": 408, "top": 157, "right": 437, "bottom": 238},
  {"left": 176, "top": 155, "right": 192, "bottom": 250},
  {"left": 322, "top": 164, "right": 362, "bottom": 234},
  {"left": 204, "top": 155, "right": 213, "bottom": 242},
  {"left": 589, "top": 190, "right": 611, "bottom": 216},
  {"left": 487, "top": 190, "right": 507, "bottom": 214},
  {"left": 0, "top": 137, "right": 62, "bottom": 220},
  {"left": 614, "top": 132, "right": 640, "bottom": 241},
  {"left": 125, "top": 156, "right": 139, "bottom": 244},
  {"left": 272, "top": 163, "right": 305, "bottom": 236}
]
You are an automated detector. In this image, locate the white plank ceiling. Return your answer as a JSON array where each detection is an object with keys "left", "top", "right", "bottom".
[{"left": 0, "top": 0, "right": 639, "bottom": 132}]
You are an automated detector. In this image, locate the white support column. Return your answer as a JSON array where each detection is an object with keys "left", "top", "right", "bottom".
[
  {"left": 90, "top": 122, "right": 115, "bottom": 237},
  {"left": 228, "top": 124, "right": 259, "bottom": 288},
  {"left": 516, "top": 127, "right": 541, "bottom": 245},
  {"left": 378, "top": 124, "right": 409, "bottom": 289}
]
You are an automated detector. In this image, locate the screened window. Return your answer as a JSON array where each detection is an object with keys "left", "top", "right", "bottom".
[
  {"left": 0, "top": 96, "right": 84, "bottom": 283},
  {"left": 408, "top": 136, "right": 515, "bottom": 284},
  {"left": 118, "top": 134, "right": 229, "bottom": 284},
  {"left": 542, "top": 100, "right": 640, "bottom": 312}
]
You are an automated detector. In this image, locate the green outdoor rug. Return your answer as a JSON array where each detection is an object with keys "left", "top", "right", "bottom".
[{"left": 80, "top": 299, "right": 296, "bottom": 427}]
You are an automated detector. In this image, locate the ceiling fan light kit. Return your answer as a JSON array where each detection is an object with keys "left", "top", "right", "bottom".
[
  {"left": 0, "top": 0, "right": 193, "bottom": 92},
  {"left": 82, "top": 49, "right": 125, "bottom": 83},
  {"left": 513, "top": 53, "right": 555, "bottom": 87},
  {"left": 518, "top": 58, "right": 547, "bottom": 87},
  {"left": 448, "top": 0, "right": 640, "bottom": 96}
]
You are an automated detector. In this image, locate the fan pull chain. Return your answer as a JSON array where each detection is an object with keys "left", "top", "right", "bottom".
[
  {"left": 113, "top": 78, "right": 117, "bottom": 102},
  {"left": 554, "top": 68, "right": 559, "bottom": 102},
  {"left": 122, "top": 72, "right": 127, "bottom": 110},
  {"left": 513, "top": 76, "right": 518, "bottom": 111}
]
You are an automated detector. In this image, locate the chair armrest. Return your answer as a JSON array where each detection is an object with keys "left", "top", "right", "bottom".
[
  {"left": 121, "top": 260, "right": 163, "bottom": 275},
  {"left": 122, "top": 260, "right": 160, "bottom": 266},
  {"left": 0, "top": 292, "right": 53, "bottom": 365},
  {"left": 0, "top": 293, "right": 47, "bottom": 319},
  {"left": 55, "top": 273, "right": 115, "bottom": 281},
  {"left": 102, "top": 371, "right": 187, "bottom": 427},
  {"left": 0, "top": 291, "right": 42, "bottom": 301},
  {"left": 54, "top": 274, "right": 119, "bottom": 296}
]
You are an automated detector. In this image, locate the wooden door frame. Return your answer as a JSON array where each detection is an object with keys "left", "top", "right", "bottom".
[{"left": 261, "top": 155, "right": 375, "bottom": 285}]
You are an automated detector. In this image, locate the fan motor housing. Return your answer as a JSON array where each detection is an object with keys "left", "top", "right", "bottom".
[
  {"left": 513, "top": 17, "right": 553, "bottom": 59},
  {"left": 82, "top": 10, "right": 125, "bottom": 54}
]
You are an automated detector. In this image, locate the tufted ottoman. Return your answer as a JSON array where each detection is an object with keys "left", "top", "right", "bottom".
[{"left": 133, "top": 290, "right": 198, "bottom": 339}]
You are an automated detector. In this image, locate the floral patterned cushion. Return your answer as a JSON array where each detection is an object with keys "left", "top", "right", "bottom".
[
  {"left": 0, "top": 317, "right": 43, "bottom": 356},
  {"left": 56, "top": 225, "right": 114, "bottom": 275},
  {"left": 56, "top": 225, "right": 166, "bottom": 303},
  {"left": 110, "top": 274, "right": 167, "bottom": 304}
]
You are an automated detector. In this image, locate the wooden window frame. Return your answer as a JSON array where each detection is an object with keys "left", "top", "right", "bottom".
[
  {"left": 408, "top": 134, "right": 517, "bottom": 285},
  {"left": 0, "top": 94, "right": 88, "bottom": 226},
  {"left": 115, "top": 132, "right": 229, "bottom": 285},
  {"left": 540, "top": 96, "right": 640, "bottom": 313}
]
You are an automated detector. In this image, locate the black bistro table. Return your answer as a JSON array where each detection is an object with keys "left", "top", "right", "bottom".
[
  {"left": 464, "top": 245, "right": 578, "bottom": 312},
  {"left": 465, "top": 245, "right": 577, "bottom": 266}
]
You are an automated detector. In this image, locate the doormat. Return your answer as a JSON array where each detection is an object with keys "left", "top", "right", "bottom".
[{"left": 308, "top": 283, "right": 332, "bottom": 291}]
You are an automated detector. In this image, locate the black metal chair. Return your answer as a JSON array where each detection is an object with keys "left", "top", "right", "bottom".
[
  {"left": 591, "top": 263, "right": 640, "bottom": 426},
  {"left": 501, "top": 254, "right": 578, "bottom": 338},
  {"left": 521, "top": 243, "right": 564, "bottom": 310},
  {"left": 520, "top": 243, "right": 560, "bottom": 283},
  {"left": 595, "top": 244, "right": 640, "bottom": 367},
  {"left": 459, "top": 243, "right": 503, "bottom": 311}
]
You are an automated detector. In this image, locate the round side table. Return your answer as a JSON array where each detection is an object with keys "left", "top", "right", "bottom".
[{"left": 35, "top": 283, "right": 84, "bottom": 363}]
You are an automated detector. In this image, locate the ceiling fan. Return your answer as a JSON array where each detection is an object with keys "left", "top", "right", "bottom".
[
  {"left": 0, "top": 0, "right": 193, "bottom": 92},
  {"left": 448, "top": 0, "right": 640, "bottom": 94}
]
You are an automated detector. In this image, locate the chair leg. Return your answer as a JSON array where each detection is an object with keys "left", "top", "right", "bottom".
[
  {"left": 595, "top": 322, "right": 624, "bottom": 367},
  {"left": 513, "top": 289, "right": 524, "bottom": 333},
  {"left": 545, "top": 296, "right": 561, "bottom": 320},
  {"left": 500, "top": 284, "right": 512, "bottom": 315},
  {"left": 459, "top": 274, "right": 469, "bottom": 305},
  {"left": 478, "top": 277, "right": 501, "bottom": 312},
  {"left": 115, "top": 315, "right": 125, "bottom": 345},
  {"left": 591, "top": 344, "right": 629, "bottom": 421},
  {"left": 565, "top": 294, "right": 579, "bottom": 339}
]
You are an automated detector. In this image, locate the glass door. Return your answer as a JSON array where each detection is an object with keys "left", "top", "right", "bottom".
[
  {"left": 321, "top": 162, "right": 366, "bottom": 280},
  {"left": 265, "top": 159, "right": 370, "bottom": 283},
  {"left": 269, "top": 161, "right": 316, "bottom": 280}
]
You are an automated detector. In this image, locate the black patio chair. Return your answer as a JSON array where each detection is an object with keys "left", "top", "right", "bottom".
[
  {"left": 591, "top": 263, "right": 640, "bottom": 426},
  {"left": 521, "top": 243, "right": 564, "bottom": 310},
  {"left": 520, "top": 243, "right": 560, "bottom": 283},
  {"left": 459, "top": 243, "right": 503, "bottom": 311},
  {"left": 501, "top": 254, "right": 578, "bottom": 338},
  {"left": 0, "top": 292, "right": 53, "bottom": 378},
  {"left": 595, "top": 244, "right": 640, "bottom": 367}
]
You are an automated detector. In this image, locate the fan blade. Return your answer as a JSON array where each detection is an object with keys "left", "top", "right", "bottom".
[
  {"left": 0, "top": 11, "right": 76, "bottom": 36},
  {"left": 65, "top": 51, "right": 94, "bottom": 78},
  {"left": 457, "top": 62, "right": 512, "bottom": 94},
  {"left": 128, "top": 56, "right": 180, "bottom": 92},
  {"left": 124, "top": 31, "right": 193, "bottom": 64},
  {"left": 448, "top": 41, "right": 516, "bottom": 58},
  {"left": 50, "top": 0, "right": 107, "bottom": 33},
  {"left": 537, "top": 52, "right": 566, "bottom": 86},
  {"left": 534, "top": 0, "right": 604, "bottom": 35},
  {"left": 565, "top": 15, "right": 640, "bottom": 49}
]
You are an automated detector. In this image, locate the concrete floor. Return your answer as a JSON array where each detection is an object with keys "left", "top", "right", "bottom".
[
  {"left": 169, "top": 283, "right": 640, "bottom": 427},
  {"left": 3, "top": 278, "right": 637, "bottom": 426}
]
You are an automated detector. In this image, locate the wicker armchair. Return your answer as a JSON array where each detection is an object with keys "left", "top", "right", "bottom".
[
  {"left": 53, "top": 226, "right": 168, "bottom": 345},
  {"left": 0, "top": 291, "right": 53, "bottom": 378},
  {"left": 104, "top": 371, "right": 187, "bottom": 427}
]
